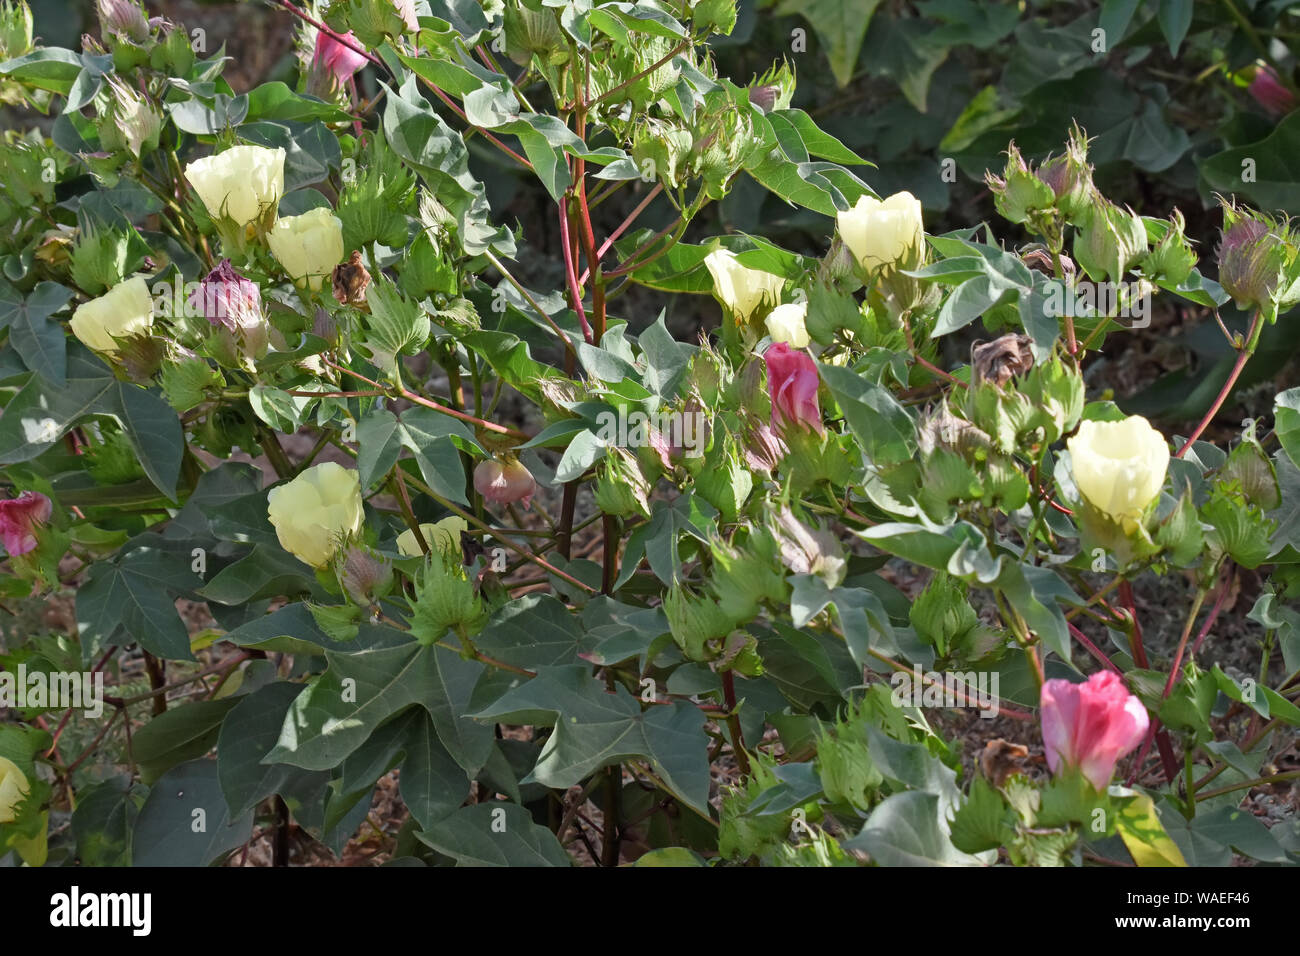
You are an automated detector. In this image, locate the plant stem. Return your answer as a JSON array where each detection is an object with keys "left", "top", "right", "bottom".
[
  {"left": 721, "top": 669, "right": 752, "bottom": 777},
  {"left": 1196, "top": 769, "right": 1300, "bottom": 802},
  {"left": 1175, "top": 310, "right": 1263, "bottom": 458}
]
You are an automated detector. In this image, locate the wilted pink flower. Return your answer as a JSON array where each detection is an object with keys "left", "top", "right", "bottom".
[
  {"left": 1248, "top": 65, "right": 1296, "bottom": 117},
  {"left": 1040, "top": 671, "right": 1149, "bottom": 791},
  {"left": 0, "top": 491, "right": 52, "bottom": 557},
  {"left": 474, "top": 460, "right": 536, "bottom": 509},
  {"left": 190, "top": 259, "right": 262, "bottom": 330},
  {"left": 313, "top": 29, "right": 369, "bottom": 87},
  {"left": 764, "top": 342, "right": 823, "bottom": 434}
]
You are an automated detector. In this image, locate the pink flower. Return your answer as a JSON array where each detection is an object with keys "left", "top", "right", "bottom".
[
  {"left": 1248, "top": 66, "right": 1296, "bottom": 117},
  {"left": 0, "top": 491, "right": 52, "bottom": 557},
  {"left": 1040, "top": 671, "right": 1149, "bottom": 791},
  {"left": 189, "top": 259, "right": 262, "bottom": 331},
  {"left": 474, "top": 460, "right": 536, "bottom": 509},
  {"left": 313, "top": 30, "right": 369, "bottom": 87},
  {"left": 764, "top": 342, "right": 823, "bottom": 434}
]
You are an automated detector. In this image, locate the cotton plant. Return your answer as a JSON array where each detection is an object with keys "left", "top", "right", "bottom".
[{"left": 0, "top": 0, "right": 1294, "bottom": 871}]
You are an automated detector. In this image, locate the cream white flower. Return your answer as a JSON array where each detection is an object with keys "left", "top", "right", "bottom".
[
  {"left": 68, "top": 274, "right": 154, "bottom": 353},
  {"left": 397, "top": 517, "right": 468, "bottom": 558},
  {"left": 268, "top": 207, "right": 345, "bottom": 291},
  {"left": 0, "top": 755, "right": 29, "bottom": 824},
  {"left": 836, "top": 190, "right": 924, "bottom": 273},
  {"left": 704, "top": 249, "right": 784, "bottom": 323},
  {"left": 1067, "top": 416, "right": 1170, "bottom": 522},
  {"left": 266, "top": 462, "right": 364, "bottom": 568},
  {"left": 185, "top": 144, "right": 285, "bottom": 230},
  {"left": 765, "top": 301, "right": 809, "bottom": 348}
]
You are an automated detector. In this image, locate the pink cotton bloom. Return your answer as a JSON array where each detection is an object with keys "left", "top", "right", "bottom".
[
  {"left": 313, "top": 29, "right": 369, "bottom": 86},
  {"left": 1040, "top": 670, "right": 1149, "bottom": 791},
  {"left": 764, "top": 342, "right": 823, "bottom": 434},
  {"left": 0, "top": 491, "right": 52, "bottom": 557},
  {"left": 391, "top": 0, "right": 419, "bottom": 31},
  {"left": 474, "top": 460, "right": 536, "bottom": 509},
  {"left": 1248, "top": 66, "right": 1296, "bottom": 117}
]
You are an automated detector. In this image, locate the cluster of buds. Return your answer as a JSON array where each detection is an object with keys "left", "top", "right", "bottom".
[{"left": 986, "top": 128, "right": 1094, "bottom": 231}]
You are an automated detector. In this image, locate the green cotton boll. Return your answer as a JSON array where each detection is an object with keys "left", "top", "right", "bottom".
[
  {"left": 909, "top": 570, "right": 979, "bottom": 657},
  {"left": 397, "top": 233, "right": 458, "bottom": 300},
  {"left": 84, "top": 428, "right": 146, "bottom": 484},
  {"left": 408, "top": 552, "right": 487, "bottom": 645},
  {"left": 664, "top": 585, "right": 733, "bottom": 661},
  {"left": 68, "top": 226, "right": 133, "bottom": 298},
  {"left": 631, "top": 120, "right": 693, "bottom": 188},
  {"left": 816, "top": 723, "right": 881, "bottom": 812},
  {"left": 710, "top": 530, "right": 787, "bottom": 625}
]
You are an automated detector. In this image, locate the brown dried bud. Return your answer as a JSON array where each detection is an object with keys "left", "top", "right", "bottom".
[
  {"left": 332, "top": 249, "right": 372, "bottom": 306},
  {"left": 972, "top": 333, "right": 1034, "bottom": 387}
]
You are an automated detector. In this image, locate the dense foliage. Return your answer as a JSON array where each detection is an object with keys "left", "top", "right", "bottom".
[{"left": 0, "top": 0, "right": 1297, "bottom": 868}]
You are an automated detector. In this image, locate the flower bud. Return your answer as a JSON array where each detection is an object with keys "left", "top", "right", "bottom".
[
  {"left": 631, "top": 120, "right": 692, "bottom": 188},
  {"left": 1041, "top": 671, "right": 1148, "bottom": 791},
  {"left": 474, "top": 458, "right": 537, "bottom": 509},
  {"left": 185, "top": 145, "right": 285, "bottom": 253},
  {"left": 192, "top": 260, "right": 268, "bottom": 366},
  {"left": 69, "top": 274, "right": 154, "bottom": 354},
  {"left": 704, "top": 249, "right": 784, "bottom": 325},
  {"left": 664, "top": 584, "right": 733, "bottom": 661},
  {"left": 266, "top": 462, "right": 364, "bottom": 568},
  {"left": 0, "top": 490, "right": 52, "bottom": 557},
  {"left": 268, "top": 207, "right": 345, "bottom": 292},
  {"left": 104, "top": 74, "right": 161, "bottom": 158},
  {"left": 985, "top": 142, "right": 1054, "bottom": 225},
  {"left": 746, "top": 61, "right": 794, "bottom": 113},
  {"left": 338, "top": 543, "right": 393, "bottom": 605},
  {"left": 309, "top": 29, "right": 369, "bottom": 96},
  {"left": 1067, "top": 416, "right": 1169, "bottom": 524},
  {"left": 1247, "top": 64, "right": 1296, "bottom": 117},
  {"left": 1143, "top": 209, "right": 1196, "bottom": 285},
  {"left": 764, "top": 301, "right": 809, "bottom": 348},
  {"left": 1216, "top": 201, "right": 1295, "bottom": 314},
  {"left": 594, "top": 448, "right": 652, "bottom": 519},
  {"left": 0, "top": 0, "right": 33, "bottom": 60},
  {"left": 710, "top": 530, "right": 786, "bottom": 625},
  {"left": 396, "top": 516, "right": 468, "bottom": 559},
  {"left": 1073, "top": 202, "right": 1148, "bottom": 282},
  {"left": 764, "top": 342, "right": 823, "bottom": 435},
  {"left": 836, "top": 190, "right": 924, "bottom": 275},
  {"left": 0, "top": 755, "right": 29, "bottom": 824},
  {"left": 1036, "top": 125, "right": 1094, "bottom": 223},
  {"left": 97, "top": 0, "right": 149, "bottom": 44}
]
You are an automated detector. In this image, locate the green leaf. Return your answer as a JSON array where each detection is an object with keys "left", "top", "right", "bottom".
[
  {"left": 820, "top": 363, "right": 916, "bottom": 465},
  {"left": 476, "top": 594, "right": 591, "bottom": 669},
  {"left": 775, "top": 0, "right": 881, "bottom": 88},
  {"left": 1115, "top": 791, "right": 1187, "bottom": 867},
  {"left": 245, "top": 81, "right": 351, "bottom": 123},
  {"left": 0, "top": 280, "right": 72, "bottom": 384},
  {"left": 356, "top": 404, "right": 478, "bottom": 501},
  {"left": 473, "top": 665, "right": 712, "bottom": 813},
  {"left": 0, "top": 347, "right": 183, "bottom": 498},
  {"left": 134, "top": 698, "right": 239, "bottom": 785},
  {"left": 77, "top": 546, "right": 203, "bottom": 662},
  {"left": 267, "top": 640, "right": 493, "bottom": 774},
  {"left": 0, "top": 47, "right": 85, "bottom": 95},
  {"left": 217, "top": 681, "right": 324, "bottom": 817},
  {"left": 71, "top": 776, "right": 141, "bottom": 867},
  {"left": 769, "top": 109, "right": 868, "bottom": 166},
  {"left": 1275, "top": 388, "right": 1300, "bottom": 474},
  {"left": 844, "top": 790, "right": 987, "bottom": 865},
  {"left": 1200, "top": 112, "right": 1300, "bottom": 215},
  {"left": 132, "top": 760, "right": 255, "bottom": 867},
  {"left": 415, "top": 802, "right": 572, "bottom": 867}
]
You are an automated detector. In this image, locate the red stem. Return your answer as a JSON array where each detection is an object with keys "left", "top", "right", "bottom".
[
  {"left": 1175, "top": 311, "right": 1263, "bottom": 458},
  {"left": 1067, "top": 622, "right": 1123, "bottom": 675},
  {"left": 579, "top": 182, "right": 663, "bottom": 285},
  {"left": 557, "top": 199, "right": 594, "bottom": 344}
]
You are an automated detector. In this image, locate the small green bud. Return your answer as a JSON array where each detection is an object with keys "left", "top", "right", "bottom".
[
  {"left": 1216, "top": 200, "right": 1298, "bottom": 317},
  {"left": 1143, "top": 209, "right": 1196, "bottom": 285},
  {"left": 594, "top": 447, "right": 652, "bottom": 519},
  {"left": 664, "top": 585, "right": 733, "bottom": 662},
  {"left": 407, "top": 550, "right": 488, "bottom": 646}
]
